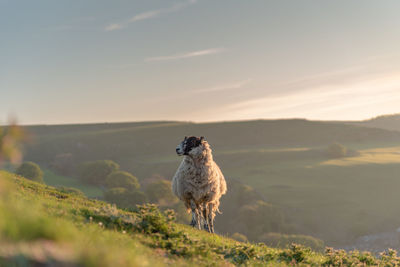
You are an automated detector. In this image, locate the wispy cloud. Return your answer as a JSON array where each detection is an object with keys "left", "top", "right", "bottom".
[
  {"left": 223, "top": 71, "right": 400, "bottom": 121},
  {"left": 105, "top": 0, "right": 197, "bottom": 31},
  {"left": 129, "top": 10, "right": 161, "bottom": 23},
  {"left": 103, "top": 63, "right": 138, "bottom": 70},
  {"left": 105, "top": 23, "right": 123, "bottom": 32},
  {"left": 195, "top": 79, "right": 252, "bottom": 93},
  {"left": 145, "top": 48, "right": 225, "bottom": 62}
]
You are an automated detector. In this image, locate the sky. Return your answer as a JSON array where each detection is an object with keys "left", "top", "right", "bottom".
[{"left": 1, "top": 0, "right": 400, "bottom": 125}]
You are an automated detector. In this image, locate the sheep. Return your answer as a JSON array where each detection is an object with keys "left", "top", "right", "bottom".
[{"left": 172, "top": 136, "right": 227, "bottom": 233}]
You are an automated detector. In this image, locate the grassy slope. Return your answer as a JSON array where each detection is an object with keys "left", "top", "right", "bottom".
[
  {"left": 21, "top": 120, "right": 400, "bottom": 247},
  {"left": 220, "top": 145, "right": 400, "bottom": 245},
  {"left": 24, "top": 119, "right": 400, "bottom": 163},
  {"left": 2, "top": 163, "right": 103, "bottom": 198},
  {"left": 42, "top": 169, "right": 103, "bottom": 198},
  {"left": 3, "top": 170, "right": 400, "bottom": 267},
  {"left": 0, "top": 171, "right": 319, "bottom": 266},
  {"left": 357, "top": 114, "right": 400, "bottom": 132}
]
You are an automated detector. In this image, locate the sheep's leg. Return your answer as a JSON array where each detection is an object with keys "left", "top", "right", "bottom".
[
  {"left": 195, "top": 207, "right": 202, "bottom": 230},
  {"left": 189, "top": 200, "right": 197, "bottom": 227},
  {"left": 189, "top": 211, "right": 196, "bottom": 227},
  {"left": 207, "top": 203, "right": 215, "bottom": 234},
  {"left": 202, "top": 204, "right": 210, "bottom": 232},
  {"left": 190, "top": 200, "right": 201, "bottom": 230}
]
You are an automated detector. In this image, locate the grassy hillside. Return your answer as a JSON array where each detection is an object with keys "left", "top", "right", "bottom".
[
  {"left": 357, "top": 114, "right": 400, "bottom": 132},
  {"left": 24, "top": 119, "right": 400, "bottom": 162},
  {"left": 15, "top": 119, "right": 400, "bottom": 250},
  {"left": 217, "top": 145, "right": 400, "bottom": 245},
  {"left": 22, "top": 119, "right": 400, "bottom": 181},
  {"left": 2, "top": 170, "right": 400, "bottom": 266}
]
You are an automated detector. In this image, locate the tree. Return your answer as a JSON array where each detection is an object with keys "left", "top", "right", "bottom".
[
  {"left": 0, "top": 123, "right": 26, "bottom": 164},
  {"left": 15, "top": 161, "right": 44, "bottom": 183},
  {"left": 326, "top": 143, "right": 348, "bottom": 158},
  {"left": 145, "top": 179, "right": 177, "bottom": 205},
  {"left": 231, "top": 232, "right": 248, "bottom": 243},
  {"left": 259, "top": 233, "right": 324, "bottom": 251},
  {"left": 78, "top": 160, "right": 119, "bottom": 185},
  {"left": 105, "top": 171, "right": 140, "bottom": 190},
  {"left": 104, "top": 187, "right": 147, "bottom": 209},
  {"left": 56, "top": 186, "right": 85, "bottom": 196},
  {"left": 237, "top": 200, "right": 285, "bottom": 241}
]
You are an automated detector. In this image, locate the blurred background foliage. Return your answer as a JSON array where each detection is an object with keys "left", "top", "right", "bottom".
[{"left": 5, "top": 117, "right": 400, "bottom": 251}]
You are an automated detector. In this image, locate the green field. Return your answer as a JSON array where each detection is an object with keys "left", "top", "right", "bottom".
[
  {"left": 16, "top": 117, "right": 400, "bottom": 249},
  {"left": 3, "top": 170, "right": 400, "bottom": 266},
  {"left": 218, "top": 143, "right": 400, "bottom": 246},
  {"left": 42, "top": 169, "right": 104, "bottom": 198}
]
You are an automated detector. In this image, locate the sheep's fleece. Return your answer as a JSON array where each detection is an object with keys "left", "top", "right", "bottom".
[{"left": 172, "top": 136, "right": 227, "bottom": 233}]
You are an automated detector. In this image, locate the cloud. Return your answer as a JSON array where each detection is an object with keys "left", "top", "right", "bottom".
[
  {"left": 223, "top": 71, "right": 400, "bottom": 121},
  {"left": 145, "top": 48, "right": 225, "bottom": 62},
  {"left": 195, "top": 79, "right": 252, "bottom": 93},
  {"left": 105, "top": 0, "right": 197, "bottom": 31},
  {"left": 103, "top": 63, "right": 138, "bottom": 70},
  {"left": 129, "top": 10, "right": 161, "bottom": 23},
  {"left": 104, "top": 23, "right": 123, "bottom": 32}
]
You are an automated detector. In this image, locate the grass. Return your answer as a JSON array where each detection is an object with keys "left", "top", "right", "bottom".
[
  {"left": 321, "top": 146, "right": 400, "bottom": 166},
  {"left": 20, "top": 119, "right": 400, "bottom": 249},
  {"left": 214, "top": 143, "right": 400, "bottom": 246},
  {"left": 42, "top": 169, "right": 103, "bottom": 198},
  {"left": 4, "top": 170, "right": 400, "bottom": 266},
  {"left": 0, "top": 163, "right": 103, "bottom": 199}
]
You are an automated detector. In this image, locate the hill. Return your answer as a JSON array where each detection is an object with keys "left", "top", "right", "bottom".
[
  {"left": 23, "top": 119, "right": 400, "bottom": 178},
  {"left": 12, "top": 118, "right": 400, "bottom": 251},
  {"left": 357, "top": 114, "right": 400, "bottom": 132},
  {"left": 1, "top": 171, "right": 398, "bottom": 266}
]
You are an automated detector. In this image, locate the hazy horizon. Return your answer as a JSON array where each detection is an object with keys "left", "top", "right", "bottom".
[
  {"left": 2, "top": 0, "right": 400, "bottom": 125},
  {"left": 5, "top": 112, "right": 398, "bottom": 127}
]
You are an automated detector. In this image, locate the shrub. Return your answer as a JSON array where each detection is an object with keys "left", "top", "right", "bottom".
[
  {"left": 78, "top": 160, "right": 119, "bottom": 185},
  {"left": 326, "top": 143, "right": 348, "bottom": 158},
  {"left": 231, "top": 232, "right": 248, "bottom": 242},
  {"left": 145, "top": 179, "right": 177, "bottom": 205},
  {"left": 169, "top": 201, "right": 191, "bottom": 224},
  {"left": 0, "top": 124, "right": 25, "bottom": 164},
  {"left": 237, "top": 200, "right": 285, "bottom": 241},
  {"left": 259, "top": 232, "right": 324, "bottom": 251},
  {"left": 105, "top": 171, "right": 140, "bottom": 190},
  {"left": 56, "top": 186, "right": 85, "bottom": 196},
  {"left": 15, "top": 162, "right": 44, "bottom": 183},
  {"left": 104, "top": 187, "right": 147, "bottom": 209}
]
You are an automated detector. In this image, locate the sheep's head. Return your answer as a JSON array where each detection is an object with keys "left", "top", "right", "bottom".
[{"left": 176, "top": 136, "right": 205, "bottom": 157}]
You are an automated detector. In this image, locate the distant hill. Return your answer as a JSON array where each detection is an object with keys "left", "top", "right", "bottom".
[
  {"left": 1, "top": 171, "right": 396, "bottom": 266},
  {"left": 17, "top": 118, "right": 400, "bottom": 249},
  {"left": 24, "top": 118, "right": 400, "bottom": 164},
  {"left": 22, "top": 118, "right": 400, "bottom": 188},
  {"left": 357, "top": 114, "right": 400, "bottom": 131}
]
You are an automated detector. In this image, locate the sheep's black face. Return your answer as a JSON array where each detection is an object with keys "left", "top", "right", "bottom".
[{"left": 176, "top": 136, "right": 204, "bottom": 156}]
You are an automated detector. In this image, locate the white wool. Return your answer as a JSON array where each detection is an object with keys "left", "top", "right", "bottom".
[{"left": 172, "top": 141, "right": 227, "bottom": 218}]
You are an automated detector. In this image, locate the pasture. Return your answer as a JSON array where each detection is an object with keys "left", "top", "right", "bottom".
[{"left": 17, "top": 119, "right": 400, "bottom": 249}]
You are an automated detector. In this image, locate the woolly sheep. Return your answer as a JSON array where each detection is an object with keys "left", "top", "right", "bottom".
[{"left": 172, "top": 136, "right": 227, "bottom": 233}]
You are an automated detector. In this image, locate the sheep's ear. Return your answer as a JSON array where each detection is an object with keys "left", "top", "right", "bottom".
[
  {"left": 184, "top": 136, "right": 188, "bottom": 140},
  {"left": 200, "top": 136, "right": 204, "bottom": 142}
]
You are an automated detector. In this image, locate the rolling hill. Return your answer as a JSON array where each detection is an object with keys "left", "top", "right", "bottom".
[
  {"left": 358, "top": 114, "right": 400, "bottom": 132},
  {"left": 11, "top": 118, "right": 400, "bottom": 250},
  {"left": 23, "top": 119, "right": 400, "bottom": 178},
  {"left": 1, "top": 171, "right": 397, "bottom": 266}
]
